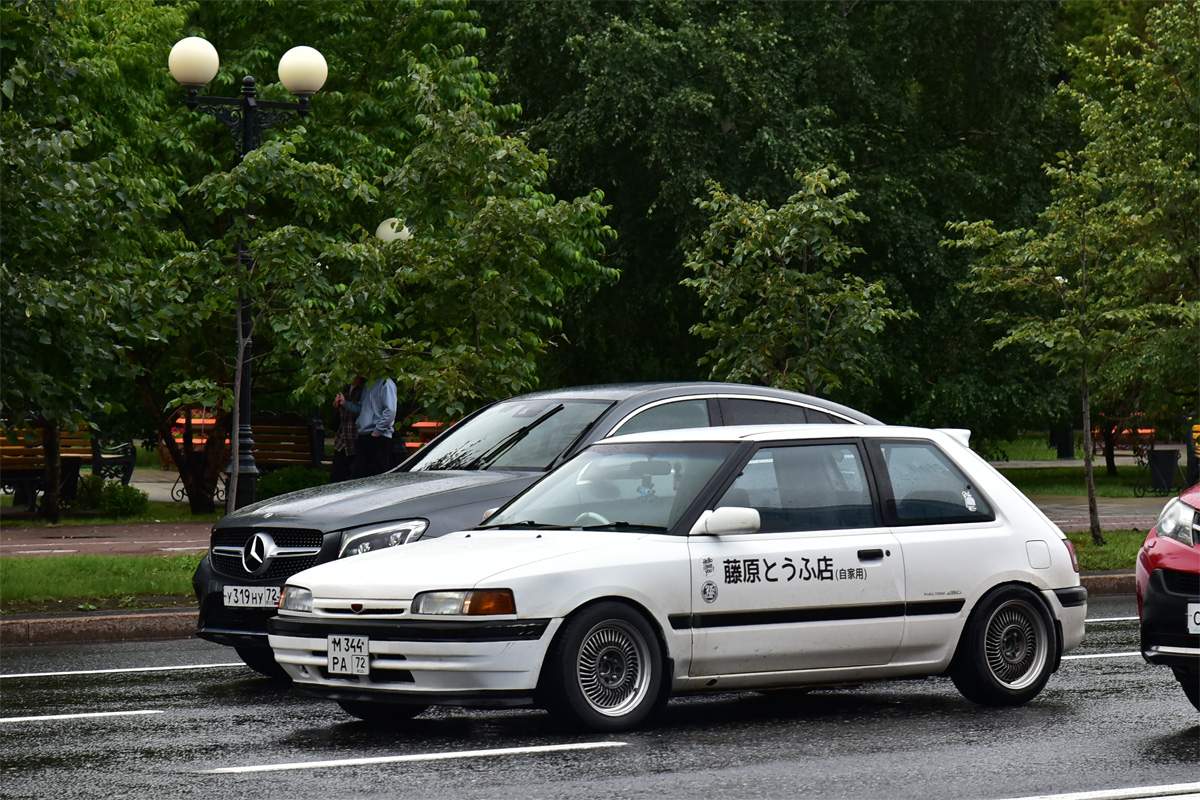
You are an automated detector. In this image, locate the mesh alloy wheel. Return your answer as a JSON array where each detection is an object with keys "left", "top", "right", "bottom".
[
  {"left": 575, "top": 618, "right": 653, "bottom": 716},
  {"left": 983, "top": 598, "right": 1049, "bottom": 690}
]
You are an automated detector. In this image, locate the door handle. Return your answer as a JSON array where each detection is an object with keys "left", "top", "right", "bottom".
[{"left": 857, "top": 548, "right": 885, "bottom": 560}]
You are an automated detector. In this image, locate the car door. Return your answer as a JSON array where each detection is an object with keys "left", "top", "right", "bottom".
[
  {"left": 686, "top": 441, "right": 905, "bottom": 676},
  {"left": 865, "top": 438, "right": 1006, "bottom": 659}
]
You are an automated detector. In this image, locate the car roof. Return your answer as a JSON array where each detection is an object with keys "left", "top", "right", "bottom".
[
  {"left": 488, "top": 382, "right": 882, "bottom": 425},
  {"left": 598, "top": 423, "right": 964, "bottom": 446}
]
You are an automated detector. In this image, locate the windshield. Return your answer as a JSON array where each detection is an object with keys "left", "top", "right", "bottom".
[
  {"left": 482, "top": 442, "right": 738, "bottom": 533},
  {"left": 408, "top": 398, "right": 613, "bottom": 472}
]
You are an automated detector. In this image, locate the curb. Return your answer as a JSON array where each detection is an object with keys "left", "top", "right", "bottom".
[
  {"left": 0, "top": 609, "right": 196, "bottom": 647},
  {"left": 0, "top": 575, "right": 1135, "bottom": 648}
]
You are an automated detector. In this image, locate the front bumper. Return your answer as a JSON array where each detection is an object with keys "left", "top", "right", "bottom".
[
  {"left": 267, "top": 614, "right": 560, "bottom": 705},
  {"left": 1140, "top": 567, "right": 1200, "bottom": 668},
  {"left": 192, "top": 555, "right": 283, "bottom": 648}
]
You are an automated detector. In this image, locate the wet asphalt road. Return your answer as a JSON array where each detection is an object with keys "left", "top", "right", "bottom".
[{"left": 1, "top": 595, "right": 1197, "bottom": 800}]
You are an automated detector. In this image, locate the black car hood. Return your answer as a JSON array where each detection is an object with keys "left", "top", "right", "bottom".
[{"left": 215, "top": 470, "right": 532, "bottom": 530}]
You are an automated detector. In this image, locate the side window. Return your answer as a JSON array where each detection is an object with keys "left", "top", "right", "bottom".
[
  {"left": 719, "top": 398, "right": 811, "bottom": 426},
  {"left": 609, "top": 399, "right": 711, "bottom": 437},
  {"left": 716, "top": 444, "right": 877, "bottom": 532},
  {"left": 876, "top": 441, "right": 994, "bottom": 525}
]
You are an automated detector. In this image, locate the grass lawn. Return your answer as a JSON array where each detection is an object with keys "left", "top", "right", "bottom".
[
  {"left": 1066, "top": 529, "right": 1145, "bottom": 572},
  {"left": 997, "top": 465, "right": 1146, "bottom": 497},
  {"left": 0, "top": 553, "right": 202, "bottom": 613}
]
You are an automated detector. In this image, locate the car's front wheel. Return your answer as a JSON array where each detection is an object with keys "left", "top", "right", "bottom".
[
  {"left": 543, "top": 602, "right": 664, "bottom": 732},
  {"left": 235, "top": 646, "right": 290, "bottom": 681},
  {"left": 336, "top": 700, "right": 428, "bottom": 725},
  {"left": 1172, "top": 666, "right": 1200, "bottom": 711},
  {"left": 951, "top": 585, "right": 1057, "bottom": 706}
]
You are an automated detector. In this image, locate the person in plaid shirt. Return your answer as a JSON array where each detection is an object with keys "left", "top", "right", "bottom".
[{"left": 331, "top": 376, "right": 364, "bottom": 482}]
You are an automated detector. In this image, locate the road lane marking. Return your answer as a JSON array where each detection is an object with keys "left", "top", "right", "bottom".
[
  {"left": 0, "top": 709, "right": 164, "bottom": 723},
  {"left": 1062, "top": 651, "right": 1141, "bottom": 661},
  {"left": 200, "top": 741, "right": 629, "bottom": 774},
  {"left": 995, "top": 781, "right": 1200, "bottom": 800},
  {"left": 1, "top": 663, "right": 244, "bottom": 679},
  {"left": 1086, "top": 617, "right": 1138, "bottom": 623}
]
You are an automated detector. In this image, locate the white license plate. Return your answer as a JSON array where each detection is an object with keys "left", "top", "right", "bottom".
[
  {"left": 1188, "top": 603, "right": 1200, "bottom": 635},
  {"left": 223, "top": 585, "right": 281, "bottom": 608},
  {"left": 328, "top": 635, "right": 370, "bottom": 675}
]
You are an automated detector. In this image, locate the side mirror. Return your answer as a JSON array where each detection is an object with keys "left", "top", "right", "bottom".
[
  {"left": 481, "top": 507, "right": 499, "bottom": 523},
  {"left": 688, "top": 506, "right": 760, "bottom": 536}
]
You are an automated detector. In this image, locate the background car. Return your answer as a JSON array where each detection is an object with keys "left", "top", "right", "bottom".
[
  {"left": 1135, "top": 484, "right": 1200, "bottom": 710},
  {"left": 195, "top": 382, "right": 880, "bottom": 677},
  {"left": 269, "top": 424, "right": 1087, "bottom": 732}
]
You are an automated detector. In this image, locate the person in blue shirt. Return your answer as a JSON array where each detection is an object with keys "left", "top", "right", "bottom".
[{"left": 342, "top": 373, "right": 397, "bottom": 478}]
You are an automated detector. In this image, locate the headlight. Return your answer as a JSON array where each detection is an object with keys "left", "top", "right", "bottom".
[
  {"left": 411, "top": 589, "right": 516, "bottom": 616},
  {"left": 1156, "top": 498, "right": 1198, "bottom": 547},
  {"left": 339, "top": 519, "right": 429, "bottom": 558},
  {"left": 279, "top": 585, "right": 312, "bottom": 613}
]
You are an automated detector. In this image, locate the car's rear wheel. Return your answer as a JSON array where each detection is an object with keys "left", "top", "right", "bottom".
[
  {"left": 951, "top": 585, "right": 1056, "bottom": 706},
  {"left": 1172, "top": 667, "right": 1200, "bottom": 711},
  {"left": 543, "top": 602, "right": 663, "bottom": 732},
  {"left": 336, "top": 700, "right": 428, "bottom": 725},
  {"left": 235, "top": 646, "right": 290, "bottom": 681}
]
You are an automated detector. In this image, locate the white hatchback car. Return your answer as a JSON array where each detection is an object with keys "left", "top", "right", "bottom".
[{"left": 269, "top": 425, "right": 1087, "bottom": 731}]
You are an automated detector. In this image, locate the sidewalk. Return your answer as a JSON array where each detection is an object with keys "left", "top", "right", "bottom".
[{"left": 0, "top": 485, "right": 1165, "bottom": 647}]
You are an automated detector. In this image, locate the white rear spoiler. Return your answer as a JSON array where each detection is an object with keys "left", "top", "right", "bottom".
[{"left": 937, "top": 428, "right": 972, "bottom": 448}]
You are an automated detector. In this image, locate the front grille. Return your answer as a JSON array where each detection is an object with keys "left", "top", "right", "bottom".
[
  {"left": 1162, "top": 568, "right": 1200, "bottom": 596},
  {"left": 210, "top": 527, "right": 325, "bottom": 580},
  {"left": 212, "top": 527, "right": 324, "bottom": 549},
  {"left": 212, "top": 552, "right": 321, "bottom": 580}
]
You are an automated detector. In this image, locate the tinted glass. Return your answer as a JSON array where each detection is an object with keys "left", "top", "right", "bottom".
[
  {"left": 409, "top": 399, "right": 611, "bottom": 471},
  {"left": 609, "top": 399, "right": 711, "bottom": 437},
  {"left": 484, "top": 442, "right": 737, "bottom": 532},
  {"left": 877, "top": 441, "right": 994, "bottom": 524},
  {"left": 716, "top": 444, "right": 876, "bottom": 532},
  {"left": 720, "top": 399, "right": 811, "bottom": 426}
]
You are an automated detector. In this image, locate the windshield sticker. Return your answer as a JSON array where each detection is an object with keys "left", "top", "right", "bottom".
[
  {"left": 716, "top": 556, "right": 867, "bottom": 584},
  {"left": 962, "top": 488, "right": 977, "bottom": 512},
  {"left": 701, "top": 581, "right": 719, "bottom": 604}
]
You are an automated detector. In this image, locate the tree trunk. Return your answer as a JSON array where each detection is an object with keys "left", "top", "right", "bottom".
[
  {"left": 36, "top": 419, "right": 62, "bottom": 523},
  {"left": 1080, "top": 365, "right": 1105, "bottom": 546}
]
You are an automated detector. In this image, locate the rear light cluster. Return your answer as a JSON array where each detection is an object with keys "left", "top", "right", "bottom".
[{"left": 1061, "top": 538, "right": 1080, "bottom": 573}]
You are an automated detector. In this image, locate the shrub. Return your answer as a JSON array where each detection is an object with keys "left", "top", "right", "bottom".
[
  {"left": 258, "top": 466, "right": 330, "bottom": 500},
  {"left": 99, "top": 482, "right": 150, "bottom": 517},
  {"left": 75, "top": 474, "right": 106, "bottom": 509}
]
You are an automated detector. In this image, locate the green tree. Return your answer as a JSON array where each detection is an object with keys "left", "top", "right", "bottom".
[
  {"left": 478, "top": 0, "right": 1065, "bottom": 433},
  {"left": 947, "top": 0, "right": 1198, "bottom": 543},
  {"left": 683, "top": 168, "right": 911, "bottom": 395},
  {"left": 1, "top": 0, "right": 187, "bottom": 520}
]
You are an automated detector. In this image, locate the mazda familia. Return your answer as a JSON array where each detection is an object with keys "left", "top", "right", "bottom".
[{"left": 268, "top": 425, "right": 1087, "bottom": 732}]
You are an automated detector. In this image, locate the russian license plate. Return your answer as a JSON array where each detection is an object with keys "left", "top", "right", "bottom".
[
  {"left": 1188, "top": 603, "right": 1200, "bottom": 635},
  {"left": 328, "top": 635, "right": 370, "bottom": 676},
  {"left": 223, "top": 585, "right": 281, "bottom": 608}
]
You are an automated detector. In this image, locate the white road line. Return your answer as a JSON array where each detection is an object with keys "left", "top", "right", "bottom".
[
  {"left": 1, "top": 662, "right": 244, "bottom": 679},
  {"left": 995, "top": 781, "right": 1200, "bottom": 800},
  {"left": 200, "top": 741, "right": 629, "bottom": 774},
  {"left": 7, "top": 549, "right": 79, "bottom": 554},
  {"left": 1087, "top": 617, "right": 1139, "bottom": 623},
  {"left": 1062, "top": 651, "right": 1142, "bottom": 661},
  {"left": 0, "top": 709, "right": 164, "bottom": 723}
]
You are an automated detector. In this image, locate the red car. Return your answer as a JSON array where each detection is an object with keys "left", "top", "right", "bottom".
[{"left": 1136, "top": 483, "right": 1200, "bottom": 710}]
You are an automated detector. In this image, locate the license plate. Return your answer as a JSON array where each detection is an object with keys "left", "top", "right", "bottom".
[
  {"left": 328, "top": 635, "right": 370, "bottom": 676},
  {"left": 1189, "top": 603, "right": 1200, "bottom": 635},
  {"left": 223, "top": 585, "right": 281, "bottom": 608}
]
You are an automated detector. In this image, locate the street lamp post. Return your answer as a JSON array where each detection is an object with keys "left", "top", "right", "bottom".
[{"left": 169, "top": 37, "right": 328, "bottom": 509}]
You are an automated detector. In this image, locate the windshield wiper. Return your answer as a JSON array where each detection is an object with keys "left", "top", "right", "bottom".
[
  {"left": 477, "top": 520, "right": 560, "bottom": 530},
  {"left": 578, "top": 521, "right": 669, "bottom": 532},
  {"left": 465, "top": 404, "right": 565, "bottom": 471}
]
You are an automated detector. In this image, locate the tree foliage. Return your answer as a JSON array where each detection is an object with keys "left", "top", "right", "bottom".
[
  {"left": 947, "top": 0, "right": 1199, "bottom": 541},
  {"left": 683, "top": 167, "right": 911, "bottom": 395}
]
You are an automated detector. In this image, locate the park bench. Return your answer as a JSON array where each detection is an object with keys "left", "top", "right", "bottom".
[{"left": 0, "top": 425, "right": 137, "bottom": 511}]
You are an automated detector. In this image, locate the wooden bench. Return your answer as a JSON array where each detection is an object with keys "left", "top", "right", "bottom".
[
  {"left": 1, "top": 426, "right": 136, "bottom": 511},
  {"left": 253, "top": 418, "right": 328, "bottom": 472}
]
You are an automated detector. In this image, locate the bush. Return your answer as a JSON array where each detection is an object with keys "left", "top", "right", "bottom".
[
  {"left": 258, "top": 466, "right": 330, "bottom": 500},
  {"left": 76, "top": 474, "right": 106, "bottom": 509},
  {"left": 100, "top": 481, "right": 150, "bottom": 517}
]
